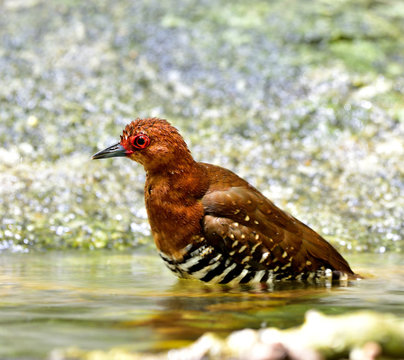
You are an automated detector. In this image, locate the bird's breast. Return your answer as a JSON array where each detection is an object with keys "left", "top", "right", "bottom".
[{"left": 145, "top": 185, "right": 205, "bottom": 258}]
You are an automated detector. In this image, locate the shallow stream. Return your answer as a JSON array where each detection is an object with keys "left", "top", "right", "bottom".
[{"left": 1, "top": 250, "right": 403, "bottom": 358}]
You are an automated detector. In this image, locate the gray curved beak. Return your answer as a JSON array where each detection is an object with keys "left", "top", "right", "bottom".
[{"left": 92, "top": 143, "right": 127, "bottom": 160}]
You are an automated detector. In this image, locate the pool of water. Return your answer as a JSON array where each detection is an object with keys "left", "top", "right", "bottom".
[{"left": 0, "top": 250, "right": 403, "bottom": 359}]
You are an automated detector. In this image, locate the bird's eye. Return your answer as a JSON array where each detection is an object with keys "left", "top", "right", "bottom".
[{"left": 132, "top": 134, "right": 150, "bottom": 149}]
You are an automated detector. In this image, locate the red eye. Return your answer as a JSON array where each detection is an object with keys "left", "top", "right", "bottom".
[{"left": 132, "top": 134, "right": 150, "bottom": 149}]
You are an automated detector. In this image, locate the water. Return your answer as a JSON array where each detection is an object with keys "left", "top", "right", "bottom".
[
  {"left": 1, "top": 0, "right": 403, "bottom": 254},
  {"left": 0, "top": 250, "right": 403, "bottom": 359}
]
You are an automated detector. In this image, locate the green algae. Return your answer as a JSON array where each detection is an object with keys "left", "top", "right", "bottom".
[{"left": 0, "top": 0, "right": 403, "bottom": 252}]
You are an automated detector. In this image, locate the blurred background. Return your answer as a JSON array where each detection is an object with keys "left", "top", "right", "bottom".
[
  {"left": 0, "top": 0, "right": 403, "bottom": 253},
  {"left": 1, "top": 1, "right": 404, "bottom": 359}
]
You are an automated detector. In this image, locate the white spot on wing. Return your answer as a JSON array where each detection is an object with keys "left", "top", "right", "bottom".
[
  {"left": 238, "top": 245, "right": 247, "bottom": 253},
  {"left": 281, "top": 262, "right": 291, "bottom": 270},
  {"left": 241, "top": 256, "right": 251, "bottom": 264},
  {"left": 260, "top": 252, "right": 269, "bottom": 263},
  {"left": 251, "top": 242, "right": 261, "bottom": 253}
]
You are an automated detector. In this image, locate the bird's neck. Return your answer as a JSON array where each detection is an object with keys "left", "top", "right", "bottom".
[
  {"left": 146, "top": 156, "right": 196, "bottom": 177},
  {"left": 145, "top": 161, "right": 209, "bottom": 258}
]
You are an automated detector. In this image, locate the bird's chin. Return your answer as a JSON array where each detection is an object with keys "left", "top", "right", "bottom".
[
  {"left": 127, "top": 153, "right": 146, "bottom": 167},
  {"left": 92, "top": 143, "right": 127, "bottom": 160}
]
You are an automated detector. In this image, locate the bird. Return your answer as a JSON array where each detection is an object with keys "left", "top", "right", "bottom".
[{"left": 92, "top": 118, "right": 358, "bottom": 285}]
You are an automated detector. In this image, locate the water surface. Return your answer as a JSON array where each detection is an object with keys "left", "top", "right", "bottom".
[{"left": 0, "top": 250, "right": 403, "bottom": 359}]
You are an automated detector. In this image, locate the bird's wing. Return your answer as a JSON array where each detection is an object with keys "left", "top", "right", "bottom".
[{"left": 201, "top": 185, "right": 354, "bottom": 278}]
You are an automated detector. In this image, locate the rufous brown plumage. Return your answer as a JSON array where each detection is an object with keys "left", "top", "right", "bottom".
[{"left": 92, "top": 118, "right": 358, "bottom": 284}]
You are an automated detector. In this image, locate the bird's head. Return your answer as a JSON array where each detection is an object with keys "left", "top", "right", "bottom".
[{"left": 92, "top": 118, "right": 193, "bottom": 172}]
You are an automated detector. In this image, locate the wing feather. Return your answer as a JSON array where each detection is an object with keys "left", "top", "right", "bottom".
[{"left": 200, "top": 165, "right": 355, "bottom": 277}]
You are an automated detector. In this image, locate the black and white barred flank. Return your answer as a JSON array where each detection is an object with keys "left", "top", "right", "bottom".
[{"left": 159, "top": 238, "right": 348, "bottom": 285}]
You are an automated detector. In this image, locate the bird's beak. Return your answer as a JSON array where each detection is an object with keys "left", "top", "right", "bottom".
[{"left": 92, "top": 143, "right": 127, "bottom": 160}]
